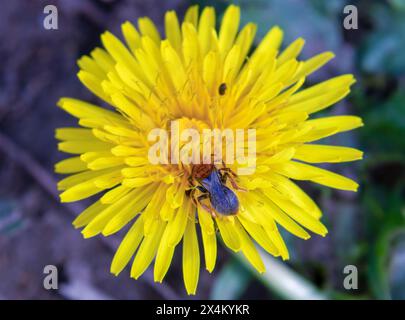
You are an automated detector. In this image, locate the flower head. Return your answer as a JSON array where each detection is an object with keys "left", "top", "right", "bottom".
[{"left": 56, "top": 5, "right": 363, "bottom": 294}]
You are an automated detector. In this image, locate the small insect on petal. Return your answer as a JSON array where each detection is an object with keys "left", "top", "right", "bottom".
[{"left": 218, "top": 83, "right": 227, "bottom": 95}]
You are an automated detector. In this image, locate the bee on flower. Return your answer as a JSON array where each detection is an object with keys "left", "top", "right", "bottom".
[{"left": 55, "top": 5, "right": 363, "bottom": 294}]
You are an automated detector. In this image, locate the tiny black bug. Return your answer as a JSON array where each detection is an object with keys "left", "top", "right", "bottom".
[{"left": 218, "top": 83, "right": 227, "bottom": 96}]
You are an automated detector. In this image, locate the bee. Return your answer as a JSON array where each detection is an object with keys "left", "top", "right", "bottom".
[
  {"left": 218, "top": 83, "right": 227, "bottom": 96},
  {"left": 188, "top": 163, "right": 244, "bottom": 217}
]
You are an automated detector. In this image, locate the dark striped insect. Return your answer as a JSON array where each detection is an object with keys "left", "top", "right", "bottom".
[{"left": 189, "top": 164, "right": 243, "bottom": 216}]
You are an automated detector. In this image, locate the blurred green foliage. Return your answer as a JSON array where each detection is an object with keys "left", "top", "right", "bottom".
[
  {"left": 193, "top": 0, "right": 405, "bottom": 299},
  {"left": 0, "top": 197, "right": 25, "bottom": 236},
  {"left": 358, "top": 1, "right": 405, "bottom": 75},
  {"left": 210, "top": 258, "right": 252, "bottom": 299}
]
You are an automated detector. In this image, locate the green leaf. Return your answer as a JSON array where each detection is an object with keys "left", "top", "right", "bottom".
[
  {"left": 210, "top": 258, "right": 252, "bottom": 299},
  {"left": 358, "top": 3, "right": 405, "bottom": 75},
  {"left": 360, "top": 89, "right": 405, "bottom": 154},
  {"left": 235, "top": 248, "right": 328, "bottom": 300},
  {"left": 0, "top": 198, "right": 25, "bottom": 236},
  {"left": 388, "top": 234, "right": 405, "bottom": 299}
]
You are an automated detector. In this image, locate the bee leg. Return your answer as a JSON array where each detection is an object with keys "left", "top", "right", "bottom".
[
  {"left": 218, "top": 166, "right": 237, "bottom": 178},
  {"left": 188, "top": 186, "right": 216, "bottom": 217},
  {"left": 196, "top": 194, "right": 217, "bottom": 218},
  {"left": 188, "top": 175, "right": 196, "bottom": 188},
  {"left": 229, "top": 176, "right": 247, "bottom": 192},
  {"left": 219, "top": 170, "right": 247, "bottom": 192}
]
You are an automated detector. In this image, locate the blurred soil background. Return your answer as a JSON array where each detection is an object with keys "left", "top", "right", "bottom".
[{"left": 0, "top": 0, "right": 404, "bottom": 299}]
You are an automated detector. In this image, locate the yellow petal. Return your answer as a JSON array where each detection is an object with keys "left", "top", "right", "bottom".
[
  {"left": 277, "top": 38, "right": 305, "bottom": 66},
  {"left": 80, "top": 151, "right": 112, "bottom": 163},
  {"left": 122, "top": 177, "right": 154, "bottom": 188},
  {"left": 182, "top": 22, "right": 201, "bottom": 70},
  {"left": 90, "top": 48, "right": 115, "bottom": 73},
  {"left": 294, "top": 144, "right": 363, "bottom": 163},
  {"left": 182, "top": 216, "right": 200, "bottom": 295},
  {"left": 159, "top": 199, "right": 175, "bottom": 221},
  {"left": 134, "top": 39, "right": 161, "bottom": 87},
  {"left": 201, "top": 227, "right": 217, "bottom": 273},
  {"left": 154, "top": 223, "right": 175, "bottom": 282},
  {"left": 124, "top": 157, "right": 149, "bottom": 167},
  {"left": 284, "top": 87, "right": 351, "bottom": 114},
  {"left": 234, "top": 23, "right": 257, "bottom": 69},
  {"left": 102, "top": 184, "right": 154, "bottom": 236},
  {"left": 58, "top": 168, "right": 106, "bottom": 190},
  {"left": 55, "top": 128, "right": 95, "bottom": 141},
  {"left": 184, "top": 5, "right": 199, "bottom": 27},
  {"left": 60, "top": 168, "right": 122, "bottom": 201},
  {"left": 263, "top": 189, "right": 328, "bottom": 237},
  {"left": 81, "top": 189, "right": 137, "bottom": 238},
  {"left": 130, "top": 218, "right": 165, "bottom": 279},
  {"left": 142, "top": 183, "right": 169, "bottom": 234},
  {"left": 216, "top": 216, "right": 241, "bottom": 252},
  {"left": 111, "top": 92, "right": 155, "bottom": 130},
  {"left": 100, "top": 185, "right": 131, "bottom": 204},
  {"left": 88, "top": 157, "right": 125, "bottom": 170},
  {"left": 161, "top": 40, "right": 187, "bottom": 92},
  {"left": 110, "top": 217, "right": 144, "bottom": 275},
  {"left": 252, "top": 26, "right": 283, "bottom": 60},
  {"left": 73, "top": 200, "right": 107, "bottom": 229},
  {"left": 234, "top": 219, "right": 265, "bottom": 273},
  {"left": 203, "top": 51, "right": 221, "bottom": 94},
  {"left": 77, "top": 55, "right": 105, "bottom": 79},
  {"left": 237, "top": 215, "right": 279, "bottom": 256},
  {"left": 197, "top": 204, "right": 215, "bottom": 235},
  {"left": 260, "top": 172, "right": 322, "bottom": 218},
  {"left": 263, "top": 221, "right": 290, "bottom": 260},
  {"left": 244, "top": 191, "right": 310, "bottom": 240},
  {"left": 165, "top": 11, "right": 182, "bottom": 53},
  {"left": 57, "top": 98, "right": 124, "bottom": 123},
  {"left": 260, "top": 147, "right": 296, "bottom": 165},
  {"left": 104, "top": 125, "right": 142, "bottom": 140},
  {"left": 121, "top": 21, "right": 142, "bottom": 55},
  {"left": 300, "top": 115, "right": 364, "bottom": 142},
  {"left": 167, "top": 198, "right": 192, "bottom": 246},
  {"left": 293, "top": 51, "right": 335, "bottom": 80},
  {"left": 244, "top": 210, "right": 289, "bottom": 260},
  {"left": 198, "top": 6, "right": 216, "bottom": 55},
  {"left": 218, "top": 5, "right": 240, "bottom": 58},
  {"left": 58, "top": 140, "right": 112, "bottom": 154},
  {"left": 222, "top": 45, "right": 241, "bottom": 84},
  {"left": 94, "top": 172, "right": 122, "bottom": 189},
  {"left": 271, "top": 59, "right": 299, "bottom": 85},
  {"left": 166, "top": 182, "right": 186, "bottom": 209},
  {"left": 55, "top": 157, "right": 87, "bottom": 174},
  {"left": 290, "top": 75, "right": 355, "bottom": 104},
  {"left": 122, "top": 167, "right": 150, "bottom": 178},
  {"left": 197, "top": 205, "right": 216, "bottom": 272},
  {"left": 138, "top": 17, "right": 161, "bottom": 44},
  {"left": 272, "top": 161, "right": 359, "bottom": 191},
  {"left": 60, "top": 179, "right": 104, "bottom": 203},
  {"left": 77, "top": 71, "right": 112, "bottom": 103},
  {"left": 101, "top": 31, "right": 139, "bottom": 74},
  {"left": 111, "top": 145, "right": 143, "bottom": 156}
]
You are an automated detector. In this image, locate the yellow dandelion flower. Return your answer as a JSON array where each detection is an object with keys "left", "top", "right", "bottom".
[{"left": 56, "top": 5, "right": 363, "bottom": 295}]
